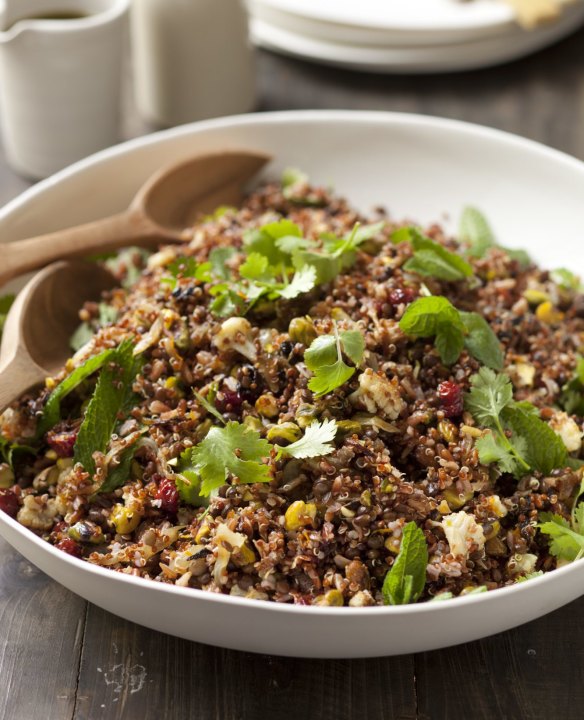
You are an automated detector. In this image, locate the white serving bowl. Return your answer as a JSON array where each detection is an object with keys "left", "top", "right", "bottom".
[{"left": 0, "top": 111, "right": 583, "bottom": 658}]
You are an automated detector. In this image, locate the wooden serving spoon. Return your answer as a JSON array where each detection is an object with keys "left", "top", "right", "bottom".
[
  {"left": 0, "top": 149, "right": 271, "bottom": 288},
  {"left": 0, "top": 260, "right": 117, "bottom": 413}
]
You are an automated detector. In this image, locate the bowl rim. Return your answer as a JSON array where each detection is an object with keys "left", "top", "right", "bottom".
[{"left": 1, "top": 108, "right": 583, "bottom": 618}]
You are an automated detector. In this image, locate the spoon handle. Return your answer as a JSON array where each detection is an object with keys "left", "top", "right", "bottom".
[
  {"left": 0, "top": 210, "right": 174, "bottom": 288},
  {"left": 0, "top": 354, "right": 45, "bottom": 414}
]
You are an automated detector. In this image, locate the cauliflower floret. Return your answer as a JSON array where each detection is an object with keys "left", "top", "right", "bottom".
[
  {"left": 441, "top": 511, "right": 485, "bottom": 560},
  {"left": 549, "top": 411, "right": 582, "bottom": 453},
  {"left": 486, "top": 494, "right": 508, "bottom": 518},
  {"left": 507, "top": 361, "right": 536, "bottom": 388},
  {"left": 350, "top": 368, "right": 405, "bottom": 420},
  {"left": 213, "top": 317, "right": 257, "bottom": 362},
  {"left": 508, "top": 553, "right": 538, "bottom": 576},
  {"left": 17, "top": 495, "right": 59, "bottom": 531}
]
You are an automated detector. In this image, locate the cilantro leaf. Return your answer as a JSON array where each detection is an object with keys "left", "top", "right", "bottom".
[
  {"left": 308, "top": 361, "right": 355, "bottom": 398},
  {"left": 459, "top": 311, "right": 504, "bottom": 370},
  {"left": 304, "top": 326, "right": 365, "bottom": 397},
  {"left": 278, "top": 419, "right": 337, "bottom": 459},
  {"left": 292, "top": 249, "right": 341, "bottom": 285},
  {"left": 464, "top": 367, "right": 513, "bottom": 425},
  {"left": 402, "top": 228, "right": 473, "bottom": 281},
  {"left": 175, "top": 448, "right": 210, "bottom": 506},
  {"left": 162, "top": 257, "right": 212, "bottom": 289},
  {"left": 209, "top": 287, "right": 246, "bottom": 317},
  {"left": 538, "top": 512, "right": 584, "bottom": 562},
  {"left": 194, "top": 388, "right": 225, "bottom": 425},
  {"left": 38, "top": 347, "right": 116, "bottom": 437},
  {"left": 279, "top": 265, "right": 317, "bottom": 300},
  {"left": 244, "top": 219, "right": 301, "bottom": 267},
  {"left": 74, "top": 340, "right": 143, "bottom": 477},
  {"left": 185, "top": 421, "right": 272, "bottom": 495},
  {"left": 209, "top": 247, "right": 237, "bottom": 280},
  {"left": 382, "top": 522, "right": 428, "bottom": 605},
  {"left": 466, "top": 368, "right": 567, "bottom": 478},
  {"left": 239, "top": 252, "right": 271, "bottom": 282}
]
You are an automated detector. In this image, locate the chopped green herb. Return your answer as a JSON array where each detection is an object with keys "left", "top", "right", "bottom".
[
  {"left": 459, "top": 207, "right": 531, "bottom": 268},
  {"left": 105, "top": 247, "right": 151, "bottom": 289},
  {"left": 38, "top": 347, "right": 116, "bottom": 437},
  {"left": 538, "top": 479, "right": 584, "bottom": 562},
  {"left": 244, "top": 219, "right": 301, "bottom": 267},
  {"left": 182, "top": 421, "right": 272, "bottom": 496},
  {"left": 399, "top": 296, "right": 465, "bottom": 365},
  {"left": 399, "top": 297, "right": 504, "bottom": 368},
  {"left": 551, "top": 268, "right": 583, "bottom": 292},
  {"left": 194, "top": 389, "right": 225, "bottom": 425},
  {"left": 459, "top": 311, "right": 504, "bottom": 370},
  {"left": 74, "top": 340, "right": 143, "bottom": 477},
  {"left": 304, "top": 326, "right": 364, "bottom": 397},
  {"left": 277, "top": 419, "right": 337, "bottom": 459},
  {"left": 98, "top": 441, "right": 140, "bottom": 494},
  {"left": 203, "top": 205, "right": 236, "bottom": 222},
  {"left": 559, "top": 357, "right": 584, "bottom": 416},
  {"left": 162, "top": 257, "right": 212, "bottom": 289},
  {"left": 515, "top": 571, "right": 545, "bottom": 583},
  {"left": 400, "top": 227, "right": 473, "bottom": 282},
  {"left": 465, "top": 368, "right": 568, "bottom": 478},
  {"left": 382, "top": 522, "right": 428, "bottom": 605},
  {"left": 208, "top": 246, "right": 237, "bottom": 280}
]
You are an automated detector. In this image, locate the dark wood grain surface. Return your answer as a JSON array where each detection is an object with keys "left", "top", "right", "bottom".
[{"left": 1, "top": 30, "right": 584, "bottom": 720}]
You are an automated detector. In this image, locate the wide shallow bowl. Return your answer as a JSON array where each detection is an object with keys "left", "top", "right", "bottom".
[{"left": 1, "top": 111, "right": 583, "bottom": 658}]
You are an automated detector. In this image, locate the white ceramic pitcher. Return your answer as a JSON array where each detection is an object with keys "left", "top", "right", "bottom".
[{"left": 0, "top": 0, "right": 129, "bottom": 179}]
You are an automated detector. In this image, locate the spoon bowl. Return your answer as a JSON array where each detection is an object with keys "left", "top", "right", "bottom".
[
  {"left": 0, "top": 260, "right": 117, "bottom": 412},
  {"left": 0, "top": 148, "right": 271, "bottom": 288}
]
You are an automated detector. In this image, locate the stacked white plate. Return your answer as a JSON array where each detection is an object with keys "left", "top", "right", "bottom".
[{"left": 247, "top": 0, "right": 584, "bottom": 73}]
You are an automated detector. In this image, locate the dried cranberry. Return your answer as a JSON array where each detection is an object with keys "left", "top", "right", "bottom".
[
  {"left": 46, "top": 427, "right": 78, "bottom": 457},
  {"left": 389, "top": 287, "right": 416, "bottom": 306},
  {"left": 437, "top": 381, "right": 464, "bottom": 418},
  {"left": 215, "top": 389, "right": 243, "bottom": 414},
  {"left": 55, "top": 538, "right": 83, "bottom": 558},
  {"left": 156, "top": 476, "right": 179, "bottom": 515},
  {"left": 0, "top": 489, "right": 19, "bottom": 518}
]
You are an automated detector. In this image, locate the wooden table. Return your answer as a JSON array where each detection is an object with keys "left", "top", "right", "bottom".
[{"left": 1, "top": 35, "right": 584, "bottom": 720}]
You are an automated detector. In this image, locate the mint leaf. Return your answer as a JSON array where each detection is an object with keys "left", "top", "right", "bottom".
[
  {"left": 98, "top": 442, "right": 138, "bottom": 494},
  {"left": 559, "top": 357, "right": 584, "bottom": 416},
  {"left": 459, "top": 206, "right": 496, "bottom": 258},
  {"left": 278, "top": 419, "right": 337, "bottom": 459},
  {"left": 38, "top": 347, "right": 116, "bottom": 437},
  {"left": 459, "top": 311, "right": 504, "bottom": 370},
  {"left": 402, "top": 228, "right": 473, "bottom": 281},
  {"left": 399, "top": 296, "right": 465, "bottom": 365},
  {"left": 502, "top": 403, "right": 567, "bottom": 476},
  {"left": 382, "top": 522, "right": 428, "bottom": 605},
  {"left": 186, "top": 421, "right": 272, "bottom": 495},
  {"left": 459, "top": 207, "right": 531, "bottom": 268},
  {"left": 74, "top": 340, "right": 143, "bottom": 476}
]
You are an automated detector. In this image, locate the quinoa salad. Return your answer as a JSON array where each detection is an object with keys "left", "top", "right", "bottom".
[{"left": 1, "top": 170, "right": 583, "bottom": 608}]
